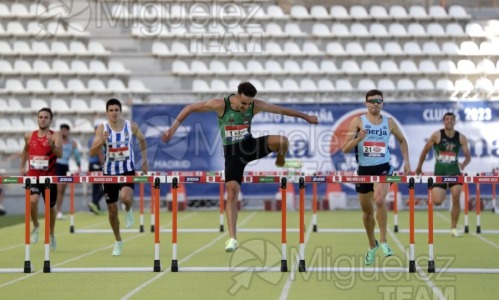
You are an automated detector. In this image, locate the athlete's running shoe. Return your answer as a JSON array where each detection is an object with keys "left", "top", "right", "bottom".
[
  {"left": 451, "top": 228, "right": 462, "bottom": 237},
  {"left": 30, "top": 226, "right": 39, "bottom": 244},
  {"left": 365, "top": 240, "right": 379, "bottom": 266},
  {"left": 50, "top": 235, "right": 57, "bottom": 251},
  {"left": 125, "top": 207, "right": 134, "bottom": 229},
  {"left": 88, "top": 202, "right": 100, "bottom": 215},
  {"left": 112, "top": 241, "right": 123, "bottom": 256},
  {"left": 225, "top": 238, "right": 238, "bottom": 253},
  {"left": 380, "top": 242, "right": 393, "bottom": 257}
]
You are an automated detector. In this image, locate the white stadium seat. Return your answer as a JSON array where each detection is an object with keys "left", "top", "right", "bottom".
[
  {"left": 358, "top": 79, "right": 376, "bottom": 90},
  {"left": 419, "top": 60, "right": 439, "bottom": 74},
  {"left": 369, "top": 6, "right": 390, "bottom": 20},
  {"left": 416, "top": 78, "right": 435, "bottom": 90},
  {"left": 290, "top": 5, "right": 309, "bottom": 19},
  {"left": 350, "top": 5, "right": 369, "bottom": 20},
  {"left": 429, "top": 5, "right": 449, "bottom": 20},
  {"left": 397, "top": 79, "right": 416, "bottom": 90},
  {"left": 47, "top": 79, "right": 67, "bottom": 93},
  {"left": 318, "top": 79, "right": 335, "bottom": 91},
  {"left": 310, "top": 5, "right": 329, "bottom": 20},
  {"left": 264, "top": 79, "right": 281, "bottom": 92},
  {"left": 378, "top": 79, "right": 396, "bottom": 91},
  {"left": 380, "top": 60, "right": 400, "bottom": 74},
  {"left": 409, "top": 5, "right": 429, "bottom": 20},
  {"left": 67, "top": 79, "right": 88, "bottom": 93},
  {"left": 51, "top": 99, "right": 71, "bottom": 113},
  {"left": 389, "top": 6, "right": 410, "bottom": 20},
  {"left": 330, "top": 5, "right": 349, "bottom": 20}
]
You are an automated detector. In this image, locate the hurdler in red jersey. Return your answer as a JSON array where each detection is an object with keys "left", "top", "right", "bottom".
[
  {"left": 20, "top": 108, "right": 62, "bottom": 251},
  {"left": 26, "top": 130, "right": 58, "bottom": 176}
]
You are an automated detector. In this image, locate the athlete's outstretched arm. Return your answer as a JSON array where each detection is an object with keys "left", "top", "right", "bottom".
[
  {"left": 415, "top": 131, "right": 439, "bottom": 175},
  {"left": 253, "top": 99, "right": 318, "bottom": 124},
  {"left": 161, "top": 98, "right": 225, "bottom": 143}
]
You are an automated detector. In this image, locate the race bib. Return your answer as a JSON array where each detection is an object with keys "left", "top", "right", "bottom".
[
  {"left": 225, "top": 125, "right": 249, "bottom": 142},
  {"left": 437, "top": 151, "right": 457, "bottom": 163},
  {"left": 363, "top": 141, "right": 386, "bottom": 157},
  {"left": 109, "top": 146, "right": 131, "bottom": 162},
  {"left": 29, "top": 156, "right": 49, "bottom": 170}
]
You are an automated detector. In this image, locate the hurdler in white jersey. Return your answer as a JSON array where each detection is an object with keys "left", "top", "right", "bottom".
[
  {"left": 89, "top": 98, "right": 148, "bottom": 256},
  {"left": 102, "top": 119, "right": 135, "bottom": 175}
]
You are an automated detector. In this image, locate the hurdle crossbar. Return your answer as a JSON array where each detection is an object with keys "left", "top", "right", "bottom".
[
  {"left": 37, "top": 176, "right": 165, "bottom": 273},
  {"left": 169, "top": 175, "right": 291, "bottom": 272}
]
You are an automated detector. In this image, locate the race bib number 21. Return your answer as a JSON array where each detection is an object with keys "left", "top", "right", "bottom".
[{"left": 363, "top": 141, "right": 386, "bottom": 157}]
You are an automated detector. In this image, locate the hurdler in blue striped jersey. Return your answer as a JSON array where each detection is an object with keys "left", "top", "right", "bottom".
[{"left": 89, "top": 101, "right": 149, "bottom": 176}]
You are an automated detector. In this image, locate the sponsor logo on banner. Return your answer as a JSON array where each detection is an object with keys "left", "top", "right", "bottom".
[
  {"left": 477, "top": 177, "right": 499, "bottom": 183},
  {"left": 386, "top": 176, "right": 402, "bottom": 183},
  {"left": 2, "top": 177, "right": 20, "bottom": 184},
  {"left": 92, "top": 177, "right": 115, "bottom": 182},
  {"left": 58, "top": 177, "right": 74, "bottom": 183},
  {"left": 133, "top": 176, "right": 150, "bottom": 183},
  {"left": 344, "top": 176, "right": 368, "bottom": 182},
  {"left": 185, "top": 177, "right": 200, "bottom": 182},
  {"left": 311, "top": 177, "right": 326, "bottom": 182},
  {"left": 443, "top": 177, "right": 458, "bottom": 182},
  {"left": 258, "top": 177, "right": 275, "bottom": 183}
]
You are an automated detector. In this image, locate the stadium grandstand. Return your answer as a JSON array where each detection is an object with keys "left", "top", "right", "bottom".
[{"left": 0, "top": 0, "right": 498, "bottom": 194}]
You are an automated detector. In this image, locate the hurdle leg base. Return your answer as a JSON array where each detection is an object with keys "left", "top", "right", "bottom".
[
  {"left": 140, "top": 225, "right": 144, "bottom": 233},
  {"left": 298, "top": 260, "right": 306, "bottom": 272},
  {"left": 476, "top": 226, "right": 481, "bottom": 234},
  {"left": 171, "top": 260, "right": 178, "bottom": 272},
  {"left": 428, "top": 261, "right": 435, "bottom": 273},
  {"left": 43, "top": 261, "right": 51, "bottom": 273},
  {"left": 280, "top": 260, "right": 288, "bottom": 272},
  {"left": 313, "top": 225, "right": 317, "bottom": 232},
  {"left": 154, "top": 260, "right": 161, "bottom": 272},
  {"left": 409, "top": 261, "right": 416, "bottom": 273},
  {"left": 70, "top": 225, "right": 74, "bottom": 233},
  {"left": 394, "top": 225, "right": 399, "bottom": 233},
  {"left": 24, "top": 260, "right": 31, "bottom": 273},
  {"left": 219, "top": 225, "right": 224, "bottom": 232},
  {"left": 150, "top": 225, "right": 154, "bottom": 233},
  {"left": 464, "top": 226, "right": 469, "bottom": 234}
]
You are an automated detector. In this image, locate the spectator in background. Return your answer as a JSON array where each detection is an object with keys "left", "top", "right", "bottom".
[
  {"left": 55, "top": 124, "right": 81, "bottom": 220},
  {"left": 88, "top": 124, "right": 105, "bottom": 214}
]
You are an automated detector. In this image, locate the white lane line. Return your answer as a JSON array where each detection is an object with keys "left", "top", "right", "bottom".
[
  {"left": 120, "top": 212, "right": 257, "bottom": 300},
  {"left": 435, "top": 211, "right": 499, "bottom": 250},
  {"left": 279, "top": 218, "right": 314, "bottom": 300},
  {"left": 0, "top": 212, "right": 197, "bottom": 288},
  {"left": 389, "top": 228, "right": 446, "bottom": 300}
]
